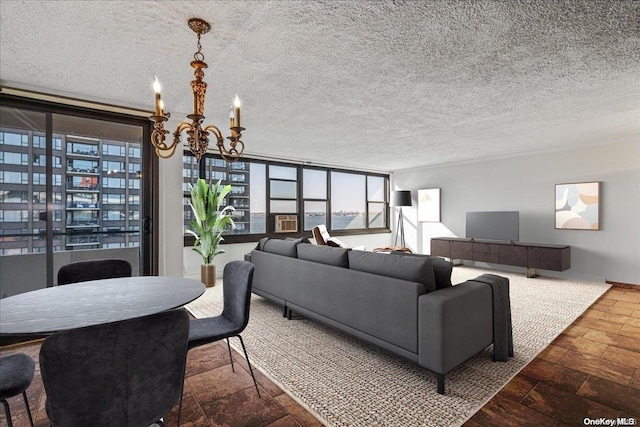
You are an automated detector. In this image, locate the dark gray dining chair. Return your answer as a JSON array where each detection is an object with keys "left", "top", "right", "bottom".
[
  {"left": 57, "top": 258, "right": 132, "bottom": 285},
  {"left": 0, "top": 353, "right": 35, "bottom": 427},
  {"left": 180, "top": 261, "right": 259, "bottom": 417},
  {"left": 39, "top": 309, "right": 190, "bottom": 427}
]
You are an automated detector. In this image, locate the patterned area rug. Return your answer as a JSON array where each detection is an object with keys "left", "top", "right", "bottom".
[{"left": 185, "top": 266, "right": 610, "bottom": 427}]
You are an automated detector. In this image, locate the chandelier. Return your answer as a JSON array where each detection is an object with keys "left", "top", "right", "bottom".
[{"left": 149, "top": 17, "right": 245, "bottom": 162}]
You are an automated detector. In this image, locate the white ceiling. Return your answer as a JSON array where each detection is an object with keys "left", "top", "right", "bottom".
[{"left": 1, "top": 0, "right": 639, "bottom": 172}]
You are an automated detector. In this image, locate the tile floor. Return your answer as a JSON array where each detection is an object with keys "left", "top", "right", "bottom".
[
  {"left": 1, "top": 285, "right": 638, "bottom": 427},
  {"left": 465, "top": 285, "right": 640, "bottom": 426}
]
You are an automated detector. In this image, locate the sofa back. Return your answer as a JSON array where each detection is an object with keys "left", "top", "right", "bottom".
[
  {"left": 348, "top": 250, "right": 437, "bottom": 293},
  {"left": 255, "top": 238, "right": 450, "bottom": 291}
]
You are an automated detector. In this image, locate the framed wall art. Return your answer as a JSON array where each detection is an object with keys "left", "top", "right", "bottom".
[
  {"left": 555, "top": 181, "right": 600, "bottom": 230},
  {"left": 418, "top": 188, "right": 440, "bottom": 222}
]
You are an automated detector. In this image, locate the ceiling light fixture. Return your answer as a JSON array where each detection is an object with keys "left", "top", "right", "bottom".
[{"left": 149, "top": 17, "right": 245, "bottom": 162}]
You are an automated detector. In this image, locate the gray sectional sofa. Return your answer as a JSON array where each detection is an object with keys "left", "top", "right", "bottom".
[{"left": 245, "top": 237, "right": 512, "bottom": 394}]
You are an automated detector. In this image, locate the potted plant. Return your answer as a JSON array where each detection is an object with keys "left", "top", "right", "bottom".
[{"left": 186, "top": 179, "right": 235, "bottom": 287}]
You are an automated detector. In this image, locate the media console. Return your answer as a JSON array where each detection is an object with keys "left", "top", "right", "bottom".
[{"left": 430, "top": 237, "right": 570, "bottom": 278}]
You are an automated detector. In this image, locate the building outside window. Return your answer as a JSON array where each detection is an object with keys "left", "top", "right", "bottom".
[
  {"left": 0, "top": 117, "right": 142, "bottom": 255},
  {"left": 182, "top": 151, "right": 389, "bottom": 243}
]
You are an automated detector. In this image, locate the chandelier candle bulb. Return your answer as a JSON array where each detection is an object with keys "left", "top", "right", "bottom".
[
  {"left": 234, "top": 95, "right": 241, "bottom": 128},
  {"left": 153, "top": 77, "right": 163, "bottom": 116}
]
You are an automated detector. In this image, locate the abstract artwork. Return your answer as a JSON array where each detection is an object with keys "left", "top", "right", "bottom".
[
  {"left": 555, "top": 182, "right": 600, "bottom": 230},
  {"left": 418, "top": 188, "right": 440, "bottom": 222}
]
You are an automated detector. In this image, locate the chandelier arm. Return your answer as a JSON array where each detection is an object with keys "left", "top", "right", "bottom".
[
  {"left": 150, "top": 117, "right": 178, "bottom": 159},
  {"left": 204, "top": 123, "right": 244, "bottom": 161},
  {"left": 203, "top": 124, "right": 224, "bottom": 141}
]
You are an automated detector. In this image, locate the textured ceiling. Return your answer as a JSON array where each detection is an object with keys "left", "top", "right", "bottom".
[{"left": 1, "top": 0, "right": 639, "bottom": 172}]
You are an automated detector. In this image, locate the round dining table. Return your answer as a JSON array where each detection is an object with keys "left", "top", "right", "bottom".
[{"left": 0, "top": 276, "right": 205, "bottom": 336}]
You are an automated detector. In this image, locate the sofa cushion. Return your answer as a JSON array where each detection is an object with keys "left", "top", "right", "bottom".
[
  {"left": 260, "top": 238, "right": 300, "bottom": 257},
  {"left": 348, "top": 251, "right": 436, "bottom": 292},
  {"left": 391, "top": 251, "right": 452, "bottom": 290},
  {"left": 297, "top": 244, "right": 350, "bottom": 268}
]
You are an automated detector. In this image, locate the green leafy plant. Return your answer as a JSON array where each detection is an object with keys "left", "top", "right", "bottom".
[{"left": 186, "top": 179, "right": 235, "bottom": 265}]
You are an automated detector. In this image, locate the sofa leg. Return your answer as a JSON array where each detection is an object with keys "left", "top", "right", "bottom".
[
  {"left": 282, "top": 304, "right": 288, "bottom": 318},
  {"left": 436, "top": 374, "right": 445, "bottom": 394},
  {"left": 287, "top": 309, "right": 292, "bottom": 320}
]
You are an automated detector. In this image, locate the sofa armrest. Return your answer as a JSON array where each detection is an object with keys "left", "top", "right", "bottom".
[
  {"left": 431, "top": 257, "right": 453, "bottom": 288},
  {"left": 418, "top": 280, "right": 493, "bottom": 375}
]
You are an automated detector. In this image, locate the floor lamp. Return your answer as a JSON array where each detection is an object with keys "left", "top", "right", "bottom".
[{"left": 390, "top": 190, "right": 412, "bottom": 248}]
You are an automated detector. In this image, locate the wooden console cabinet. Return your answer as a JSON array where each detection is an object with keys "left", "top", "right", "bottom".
[{"left": 430, "top": 237, "right": 570, "bottom": 277}]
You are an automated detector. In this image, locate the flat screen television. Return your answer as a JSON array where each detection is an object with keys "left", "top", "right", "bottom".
[{"left": 466, "top": 211, "right": 519, "bottom": 242}]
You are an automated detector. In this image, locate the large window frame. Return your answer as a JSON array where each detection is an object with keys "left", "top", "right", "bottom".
[
  {"left": 183, "top": 151, "right": 390, "bottom": 245},
  {"left": 0, "top": 93, "right": 158, "bottom": 279}
]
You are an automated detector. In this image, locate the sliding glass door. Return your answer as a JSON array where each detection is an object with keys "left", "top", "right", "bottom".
[{"left": 0, "top": 97, "right": 156, "bottom": 297}]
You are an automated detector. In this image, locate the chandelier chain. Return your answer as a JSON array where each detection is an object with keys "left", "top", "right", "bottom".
[{"left": 194, "top": 33, "right": 205, "bottom": 62}]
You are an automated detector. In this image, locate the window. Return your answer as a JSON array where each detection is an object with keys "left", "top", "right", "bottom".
[
  {"left": 68, "top": 141, "right": 98, "bottom": 156},
  {"left": 0, "top": 152, "right": 28, "bottom": 165},
  {"left": 104, "top": 177, "right": 125, "bottom": 188},
  {"left": 331, "top": 172, "right": 366, "bottom": 230},
  {"left": 0, "top": 210, "right": 28, "bottom": 222},
  {"left": 103, "top": 210, "right": 124, "bottom": 221},
  {"left": 103, "top": 144, "right": 125, "bottom": 157},
  {"left": 303, "top": 168, "right": 327, "bottom": 231},
  {"left": 269, "top": 165, "right": 297, "bottom": 216},
  {"left": 0, "top": 191, "right": 28, "bottom": 203},
  {"left": 103, "top": 160, "right": 124, "bottom": 173},
  {"left": 69, "top": 159, "right": 99, "bottom": 173},
  {"left": 0, "top": 132, "right": 28, "bottom": 146},
  {"left": 103, "top": 193, "right": 125, "bottom": 204},
  {"left": 367, "top": 176, "right": 386, "bottom": 228},
  {"left": 128, "top": 146, "right": 141, "bottom": 158},
  {"left": 0, "top": 100, "right": 151, "bottom": 268},
  {"left": 0, "top": 171, "right": 28, "bottom": 184},
  {"left": 183, "top": 152, "right": 388, "bottom": 243},
  {"left": 33, "top": 154, "right": 62, "bottom": 167}
]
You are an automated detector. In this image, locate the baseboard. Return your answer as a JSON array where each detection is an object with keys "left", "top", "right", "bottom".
[{"left": 606, "top": 280, "right": 639, "bottom": 289}]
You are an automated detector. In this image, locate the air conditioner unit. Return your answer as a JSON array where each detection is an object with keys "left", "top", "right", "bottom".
[{"left": 275, "top": 215, "right": 298, "bottom": 233}]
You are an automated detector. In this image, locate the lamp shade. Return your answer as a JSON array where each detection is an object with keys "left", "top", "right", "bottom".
[{"left": 390, "top": 190, "right": 412, "bottom": 207}]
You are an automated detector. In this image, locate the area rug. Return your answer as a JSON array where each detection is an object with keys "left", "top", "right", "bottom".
[{"left": 185, "top": 266, "right": 610, "bottom": 427}]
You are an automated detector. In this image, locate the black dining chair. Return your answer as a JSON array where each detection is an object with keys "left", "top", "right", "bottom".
[
  {"left": 39, "top": 309, "right": 190, "bottom": 427},
  {"left": 0, "top": 353, "right": 36, "bottom": 427},
  {"left": 57, "top": 258, "right": 132, "bottom": 285},
  {"left": 180, "top": 261, "right": 259, "bottom": 417}
]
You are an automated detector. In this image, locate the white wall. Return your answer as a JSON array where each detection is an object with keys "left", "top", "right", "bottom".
[
  {"left": 391, "top": 141, "right": 640, "bottom": 284},
  {"left": 157, "top": 143, "right": 184, "bottom": 277}
]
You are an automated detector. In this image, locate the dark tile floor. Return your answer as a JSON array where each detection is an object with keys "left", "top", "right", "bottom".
[
  {"left": 465, "top": 285, "right": 640, "bottom": 427},
  {"left": 2, "top": 285, "right": 638, "bottom": 427},
  {"left": 0, "top": 338, "right": 323, "bottom": 427}
]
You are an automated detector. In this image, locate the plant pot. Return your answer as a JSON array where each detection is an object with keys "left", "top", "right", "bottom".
[{"left": 201, "top": 264, "right": 216, "bottom": 287}]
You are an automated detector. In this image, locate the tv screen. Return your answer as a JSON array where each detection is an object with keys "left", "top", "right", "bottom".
[{"left": 466, "top": 211, "right": 519, "bottom": 242}]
